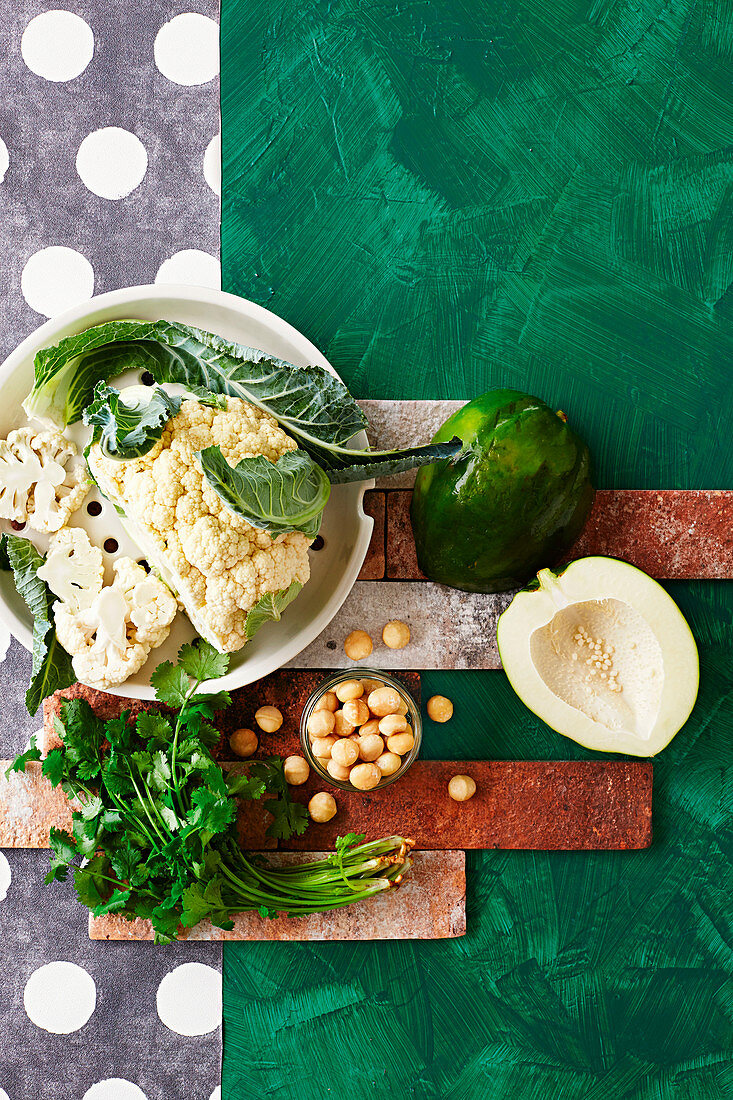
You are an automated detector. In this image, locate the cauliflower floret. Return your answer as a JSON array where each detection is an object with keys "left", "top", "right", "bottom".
[
  {"left": 54, "top": 557, "right": 177, "bottom": 689},
  {"left": 37, "top": 527, "right": 104, "bottom": 612},
  {"left": 0, "top": 427, "right": 90, "bottom": 532},
  {"left": 88, "top": 397, "right": 312, "bottom": 652}
]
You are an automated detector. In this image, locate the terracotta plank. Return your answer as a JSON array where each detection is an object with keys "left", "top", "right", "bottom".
[
  {"left": 566, "top": 489, "right": 733, "bottom": 578},
  {"left": 384, "top": 488, "right": 733, "bottom": 582},
  {"left": 386, "top": 490, "right": 425, "bottom": 580},
  {"left": 282, "top": 760, "right": 653, "bottom": 852},
  {"left": 0, "top": 762, "right": 74, "bottom": 847},
  {"left": 89, "top": 849, "right": 466, "bottom": 941},
  {"left": 358, "top": 490, "right": 386, "bottom": 580}
]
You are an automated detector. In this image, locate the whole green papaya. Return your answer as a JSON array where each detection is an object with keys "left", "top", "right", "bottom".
[{"left": 410, "top": 390, "right": 594, "bottom": 592}]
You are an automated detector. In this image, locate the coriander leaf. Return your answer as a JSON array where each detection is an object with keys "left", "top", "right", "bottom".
[
  {"left": 244, "top": 581, "right": 303, "bottom": 642},
  {"left": 60, "top": 698, "right": 104, "bottom": 769},
  {"left": 150, "top": 899, "right": 182, "bottom": 942},
  {"left": 73, "top": 855, "right": 108, "bottom": 909},
  {"left": 198, "top": 447, "right": 330, "bottom": 539},
  {"left": 189, "top": 788, "right": 236, "bottom": 835},
  {"left": 79, "top": 795, "right": 104, "bottom": 821},
  {"left": 5, "top": 735, "right": 41, "bottom": 778},
  {"left": 158, "top": 804, "right": 181, "bottom": 832},
  {"left": 266, "top": 799, "right": 310, "bottom": 841},
  {"left": 150, "top": 661, "right": 190, "bottom": 708},
  {"left": 110, "top": 841, "right": 143, "bottom": 882},
  {"left": 41, "top": 748, "right": 65, "bottom": 787},
  {"left": 226, "top": 772, "right": 267, "bottom": 801},
  {"left": 137, "top": 711, "right": 173, "bottom": 748},
  {"left": 149, "top": 750, "right": 172, "bottom": 793},
  {"left": 176, "top": 640, "right": 229, "bottom": 683},
  {"left": 91, "top": 888, "right": 131, "bottom": 916},
  {"left": 83, "top": 381, "right": 182, "bottom": 459},
  {"left": 49, "top": 827, "right": 77, "bottom": 864}
]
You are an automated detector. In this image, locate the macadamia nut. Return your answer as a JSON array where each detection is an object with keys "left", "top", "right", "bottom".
[
  {"left": 327, "top": 758, "right": 352, "bottom": 782},
  {"left": 308, "top": 791, "right": 337, "bottom": 823},
  {"left": 255, "top": 705, "right": 283, "bottom": 733},
  {"left": 367, "top": 686, "right": 402, "bottom": 717},
  {"left": 342, "top": 698, "right": 370, "bottom": 727},
  {"left": 314, "top": 691, "right": 339, "bottom": 713},
  {"left": 379, "top": 713, "right": 407, "bottom": 737},
  {"left": 335, "top": 679, "right": 364, "bottom": 702},
  {"left": 376, "top": 752, "right": 401, "bottom": 777},
  {"left": 331, "top": 737, "right": 359, "bottom": 768},
  {"left": 333, "top": 710, "right": 356, "bottom": 738},
  {"left": 448, "top": 774, "right": 476, "bottom": 802},
  {"left": 344, "top": 630, "right": 373, "bottom": 661},
  {"left": 307, "top": 708, "right": 336, "bottom": 738},
  {"left": 427, "top": 695, "right": 454, "bottom": 723},
  {"left": 387, "top": 731, "right": 415, "bottom": 756},
  {"left": 229, "top": 728, "right": 258, "bottom": 758},
  {"left": 358, "top": 733, "right": 385, "bottom": 762},
  {"left": 382, "top": 620, "right": 411, "bottom": 649},
  {"left": 310, "top": 735, "right": 337, "bottom": 758},
  {"left": 349, "top": 762, "right": 382, "bottom": 791},
  {"left": 283, "top": 756, "right": 310, "bottom": 785}
]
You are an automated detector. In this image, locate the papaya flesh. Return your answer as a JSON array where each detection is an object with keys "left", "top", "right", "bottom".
[{"left": 410, "top": 390, "right": 594, "bottom": 593}]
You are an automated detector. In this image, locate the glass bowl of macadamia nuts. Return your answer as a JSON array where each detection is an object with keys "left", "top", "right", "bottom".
[{"left": 300, "top": 669, "right": 422, "bottom": 792}]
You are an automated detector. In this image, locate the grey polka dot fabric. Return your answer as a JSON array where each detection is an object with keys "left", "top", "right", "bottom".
[{"left": 0, "top": 4, "right": 222, "bottom": 1098}]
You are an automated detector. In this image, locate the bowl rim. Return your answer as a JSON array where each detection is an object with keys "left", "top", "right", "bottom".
[{"left": 0, "top": 283, "right": 374, "bottom": 698}]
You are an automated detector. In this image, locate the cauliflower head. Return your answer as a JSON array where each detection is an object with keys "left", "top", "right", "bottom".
[
  {"left": 0, "top": 426, "right": 90, "bottom": 533},
  {"left": 87, "top": 398, "right": 311, "bottom": 652},
  {"left": 38, "top": 526, "right": 105, "bottom": 612},
  {"left": 54, "top": 555, "right": 177, "bottom": 689}
]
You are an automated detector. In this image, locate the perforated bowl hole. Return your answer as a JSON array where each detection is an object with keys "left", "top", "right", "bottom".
[
  {"left": 140, "top": 371, "right": 155, "bottom": 386},
  {"left": 86, "top": 500, "right": 102, "bottom": 517},
  {"left": 310, "top": 535, "right": 325, "bottom": 551},
  {"left": 103, "top": 538, "right": 118, "bottom": 554}
]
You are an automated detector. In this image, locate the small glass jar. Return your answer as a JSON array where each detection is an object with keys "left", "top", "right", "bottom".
[{"left": 300, "top": 668, "right": 422, "bottom": 791}]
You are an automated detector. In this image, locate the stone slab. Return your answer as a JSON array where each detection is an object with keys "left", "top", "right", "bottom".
[
  {"left": 89, "top": 849, "right": 466, "bottom": 941},
  {"left": 0, "top": 762, "right": 74, "bottom": 847}
]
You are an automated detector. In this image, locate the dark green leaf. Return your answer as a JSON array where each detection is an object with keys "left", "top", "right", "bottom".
[
  {"left": 83, "top": 381, "right": 182, "bottom": 459},
  {"left": 5, "top": 535, "right": 75, "bottom": 714},
  {"left": 5, "top": 735, "right": 41, "bottom": 778},
  {"left": 59, "top": 698, "right": 104, "bottom": 769},
  {"left": 0, "top": 534, "right": 10, "bottom": 570},
  {"left": 137, "top": 711, "right": 174, "bottom": 747},
  {"left": 198, "top": 447, "right": 330, "bottom": 539},
  {"left": 244, "top": 581, "right": 303, "bottom": 641},
  {"left": 23, "top": 319, "right": 459, "bottom": 479},
  {"left": 91, "top": 887, "right": 131, "bottom": 916},
  {"left": 41, "top": 749, "right": 65, "bottom": 787}
]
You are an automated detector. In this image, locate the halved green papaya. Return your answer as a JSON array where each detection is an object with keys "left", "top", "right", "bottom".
[{"left": 410, "top": 390, "right": 594, "bottom": 592}]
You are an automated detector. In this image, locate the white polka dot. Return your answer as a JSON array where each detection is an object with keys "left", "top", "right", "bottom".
[
  {"left": 21, "top": 11, "right": 94, "bottom": 82},
  {"left": 155, "top": 249, "right": 221, "bottom": 290},
  {"left": 76, "top": 127, "right": 148, "bottom": 200},
  {"left": 154, "top": 14, "right": 219, "bottom": 86},
  {"left": 156, "top": 963, "right": 222, "bottom": 1036},
  {"left": 0, "top": 853, "right": 10, "bottom": 902},
  {"left": 83, "top": 1081, "right": 148, "bottom": 1100},
  {"left": 0, "top": 1087, "right": 9, "bottom": 1100},
  {"left": 24, "top": 961, "right": 96, "bottom": 1033},
  {"left": 0, "top": 622, "right": 9, "bottom": 662},
  {"left": 209, "top": 1089, "right": 221, "bottom": 1100},
  {"left": 0, "top": 137, "right": 8, "bottom": 184},
  {"left": 21, "top": 247, "right": 95, "bottom": 318},
  {"left": 203, "top": 133, "right": 221, "bottom": 196}
]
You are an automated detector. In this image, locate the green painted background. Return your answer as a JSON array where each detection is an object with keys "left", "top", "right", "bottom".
[{"left": 221, "top": 2, "right": 733, "bottom": 1096}]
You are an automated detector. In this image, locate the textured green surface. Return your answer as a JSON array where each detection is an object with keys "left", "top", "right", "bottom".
[{"left": 221, "top": 3, "right": 733, "bottom": 1096}]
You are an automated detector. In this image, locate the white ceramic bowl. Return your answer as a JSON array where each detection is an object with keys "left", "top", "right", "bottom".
[{"left": 0, "top": 285, "right": 373, "bottom": 698}]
